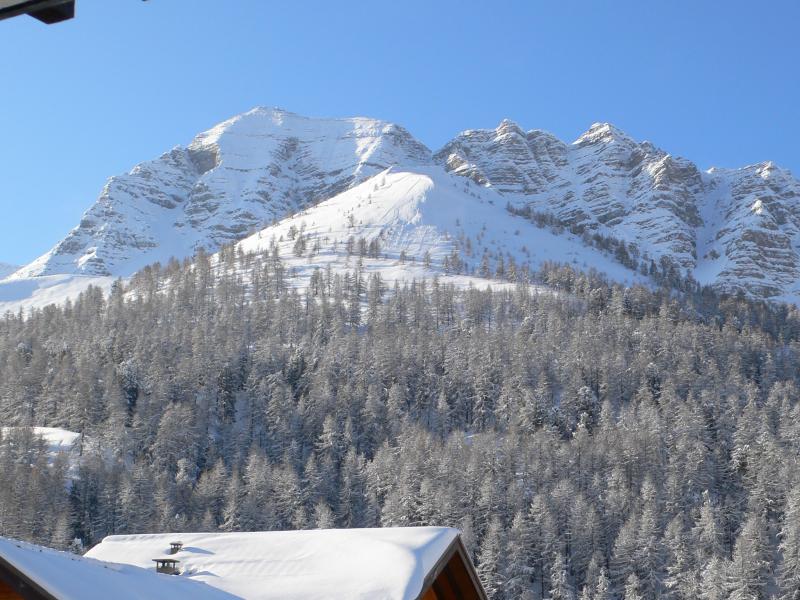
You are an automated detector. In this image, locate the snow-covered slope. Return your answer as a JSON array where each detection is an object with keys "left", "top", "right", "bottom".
[
  {"left": 1, "top": 427, "right": 83, "bottom": 479},
  {"left": 235, "top": 167, "right": 642, "bottom": 289},
  {"left": 436, "top": 120, "right": 800, "bottom": 300},
  {"left": 20, "top": 426, "right": 80, "bottom": 455},
  {"left": 5, "top": 107, "right": 800, "bottom": 311},
  {"left": 86, "top": 528, "right": 460, "bottom": 600},
  {"left": 0, "top": 262, "right": 18, "bottom": 279},
  {"left": 0, "top": 274, "right": 115, "bottom": 315}
]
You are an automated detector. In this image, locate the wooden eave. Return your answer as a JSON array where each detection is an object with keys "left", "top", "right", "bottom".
[
  {"left": 0, "top": 0, "right": 75, "bottom": 24},
  {"left": 0, "top": 553, "right": 59, "bottom": 600},
  {"left": 414, "top": 535, "right": 488, "bottom": 600}
]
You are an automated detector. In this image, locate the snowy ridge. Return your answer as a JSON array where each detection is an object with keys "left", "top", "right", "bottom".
[
  {"left": 0, "top": 274, "right": 115, "bottom": 315},
  {"left": 4, "top": 107, "right": 800, "bottom": 311},
  {"left": 12, "top": 107, "right": 429, "bottom": 280},
  {"left": 436, "top": 120, "right": 800, "bottom": 300}
]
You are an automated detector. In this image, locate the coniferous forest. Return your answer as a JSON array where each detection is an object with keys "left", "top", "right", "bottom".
[{"left": 3, "top": 245, "right": 800, "bottom": 599}]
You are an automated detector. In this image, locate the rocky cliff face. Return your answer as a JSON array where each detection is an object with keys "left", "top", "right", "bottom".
[
  {"left": 701, "top": 162, "right": 800, "bottom": 298},
  {"left": 10, "top": 108, "right": 800, "bottom": 303},
  {"left": 435, "top": 120, "right": 800, "bottom": 300}
]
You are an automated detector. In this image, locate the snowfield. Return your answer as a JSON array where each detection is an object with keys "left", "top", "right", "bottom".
[
  {"left": 0, "top": 274, "right": 114, "bottom": 315},
  {"left": 235, "top": 167, "right": 643, "bottom": 291},
  {"left": 0, "top": 427, "right": 83, "bottom": 479}
]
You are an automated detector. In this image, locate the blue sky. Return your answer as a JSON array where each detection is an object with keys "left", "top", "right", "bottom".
[{"left": 1, "top": 0, "right": 798, "bottom": 265}]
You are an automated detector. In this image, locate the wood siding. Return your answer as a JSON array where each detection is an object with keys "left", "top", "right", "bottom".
[
  {"left": 420, "top": 548, "right": 484, "bottom": 600},
  {"left": 0, "top": 579, "right": 23, "bottom": 600},
  {"left": 0, "top": 561, "right": 56, "bottom": 600}
]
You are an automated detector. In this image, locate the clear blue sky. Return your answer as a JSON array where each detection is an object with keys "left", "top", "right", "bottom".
[{"left": 1, "top": 0, "right": 798, "bottom": 265}]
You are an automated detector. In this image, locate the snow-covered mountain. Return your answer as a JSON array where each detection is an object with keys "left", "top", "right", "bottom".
[
  {"left": 3, "top": 107, "right": 799, "bottom": 312},
  {"left": 14, "top": 107, "right": 429, "bottom": 280},
  {"left": 436, "top": 121, "right": 800, "bottom": 300}
]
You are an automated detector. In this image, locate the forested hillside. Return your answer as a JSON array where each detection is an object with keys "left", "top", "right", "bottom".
[{"left": 2, "top": 245, "right": 800, "bottom": 599}]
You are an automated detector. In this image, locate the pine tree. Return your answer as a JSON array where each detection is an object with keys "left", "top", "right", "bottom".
[
  {"left": 550, "top": 552, "right": 575, "bottom": 600},
  {"left": 636, "top": 477, "right": 666, "bottom": 598},
  {"left": 623, "top": 573, "right": 644, "bottom": 600},
  {"left": 663, "top": 514, "right": 697, "bottom": 599},
  {"left": 504, "top": 512, "right": 534, "bottom": 599},
  {"left": 698, "top": 557, "right": 729, "bottom": 600},
  {"left": 477, "top": 518, "right": 505, "bottom": 599},
  {"left": 728, "top": 510, "right": 771, "bottom": 600},
  {"left": 594, "top": 568, "right": 611, "bottom": 600},
  {"left": 692, "top": 491, "right": 724, "bottom": 567},
  {"left": 780, "top": 486, "right": 800, "bottom": 599},
  {"left": 312, "top": 501, "right": 335, "bottom": 529}
]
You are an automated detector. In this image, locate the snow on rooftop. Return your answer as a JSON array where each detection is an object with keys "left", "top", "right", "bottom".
[
  {"left": 85, "top": 527, "right": 461, "bottom": 600},
  {"left": 0, "top": 536, "right": 236, "bottom": 600}
]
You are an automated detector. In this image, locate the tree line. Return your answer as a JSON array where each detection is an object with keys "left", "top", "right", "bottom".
[{"left": 1, "top": 244, "right": 800, "bottom": 599}]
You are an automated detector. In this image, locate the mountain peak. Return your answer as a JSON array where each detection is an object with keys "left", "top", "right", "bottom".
[
  {"left": 13, "top": 107, "right": 430, "bottom": 281},
  {"left": 4, "top": 108, "right": 800, "bottom": 312},
  {"left": 494, "top": 118, "right": 524, "bottom": 136},
  {"left": 707, "top": 159, "right": 793, "bottom": 181},
  {"left": 573, "top": 122, "right": 634, "bottom": 146}
]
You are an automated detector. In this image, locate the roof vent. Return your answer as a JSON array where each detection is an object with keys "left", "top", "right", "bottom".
[
  {"left": 153, "top": 558, "right": 180, "bottom": 575},
  {"left": 169, "top": 541, "right": 184, "bottom": 555}
]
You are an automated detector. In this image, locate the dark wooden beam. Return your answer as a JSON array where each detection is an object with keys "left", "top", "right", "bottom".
[{"left": 0, "top": 0, "right": 75, "bottom": 24}]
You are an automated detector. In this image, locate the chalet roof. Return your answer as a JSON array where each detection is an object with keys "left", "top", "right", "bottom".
[
  {"left": 0, "top": 536, "right": 235, "bottom": 600},
  {"left": 85, "top": 528, "right": 464, "bottom": 600}
]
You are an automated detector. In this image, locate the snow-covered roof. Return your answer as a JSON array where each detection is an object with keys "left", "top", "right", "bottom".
[
  {"left": 85, "top": 528, "right": 461, "bottom": 600},
  {"left": 0, "top": 536, "right": 235, "bottom": 600}
]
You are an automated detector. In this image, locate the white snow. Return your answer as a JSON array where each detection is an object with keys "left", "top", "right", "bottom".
[
  {"left": 0, "top": 536, "right": 236, "bottom": 600},
  {"left": 235, "top": 167, "right": 642, "bottom": 291},
  {"left": 12, "top": 107, "right": 429, "bottom": 283},
  {"left": 0, "top": 273, "right": 114, "bottom": 315},
  {"left": 85, "top": 527, "right": 460, "bottom": 600},
  {"left": 0, "top": 262, "right": 18, "bottom": 280},
  {"left": 6, "top": 107, "right": 799, "bottom": 309},
  {"left": 1, "top": 427, "right": 83, "bottom": 479}
]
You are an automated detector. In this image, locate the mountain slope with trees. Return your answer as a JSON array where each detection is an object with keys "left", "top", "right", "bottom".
[
  {"left": 2, "top": 241, "right": 800, "bottom": 598},
  {"left": 4, "top": 108, "right": 800, "bottom": 314}
]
